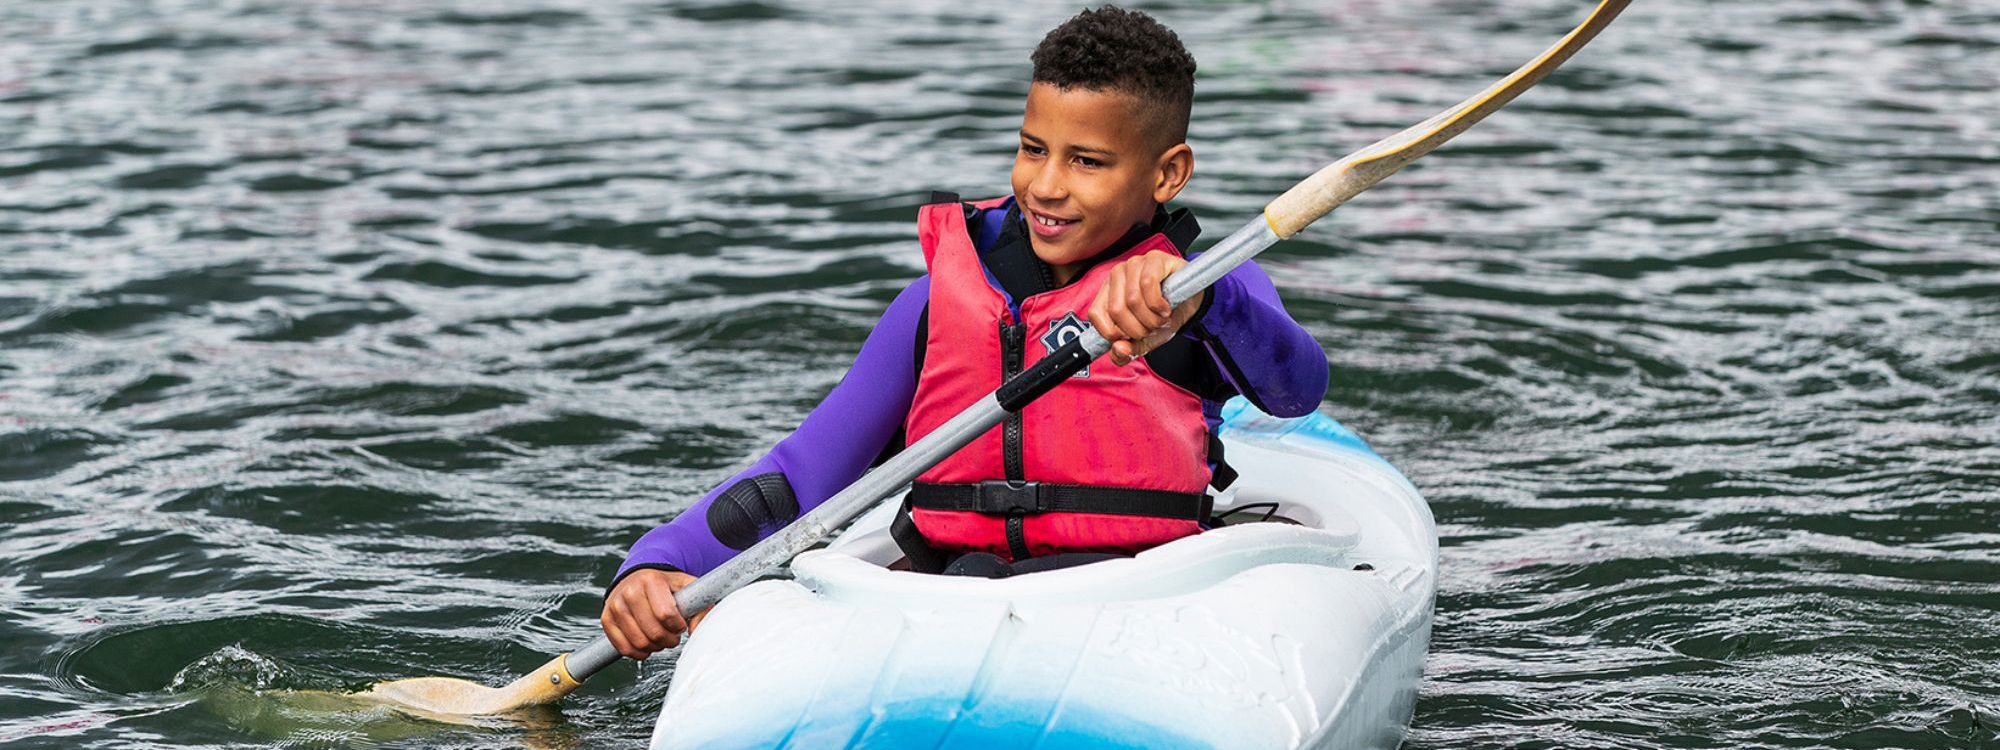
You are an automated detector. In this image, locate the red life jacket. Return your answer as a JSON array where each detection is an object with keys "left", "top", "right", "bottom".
[{"left": 903, "top": 196, "right": 1215, "bottom": 562}]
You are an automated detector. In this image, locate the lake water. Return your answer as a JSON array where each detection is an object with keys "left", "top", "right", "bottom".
[{"left": 1, "top": 0, "right": 1995, "bottom": 747}]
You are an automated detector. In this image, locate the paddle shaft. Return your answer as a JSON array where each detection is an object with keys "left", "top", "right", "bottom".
[{"left": 563, "top": 0, "right": 1634, "bottom": 687}]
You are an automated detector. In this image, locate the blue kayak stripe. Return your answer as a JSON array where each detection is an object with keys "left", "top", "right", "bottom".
[
  {"left": 1218, "top": 396, "right": 1380, "bottom": 460},
  {"left": 675, "top": 698, "right": 1210, "bottom": 750}
]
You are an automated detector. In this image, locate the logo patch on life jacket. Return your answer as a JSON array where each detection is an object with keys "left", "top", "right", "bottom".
[{"left": 1041, "top": 312, "right": 1091, "bottom": 379}]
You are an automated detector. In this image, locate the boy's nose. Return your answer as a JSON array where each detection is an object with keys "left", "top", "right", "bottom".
[{"left": 1028, "top": 162, "right": 1068, "bottom": 202}]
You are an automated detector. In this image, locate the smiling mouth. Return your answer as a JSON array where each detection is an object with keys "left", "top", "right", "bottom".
[{"left": 1028, "top": 209, "right": 1077, "bottom": 228}]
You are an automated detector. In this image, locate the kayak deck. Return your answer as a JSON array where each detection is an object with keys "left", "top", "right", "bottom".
[{"left": 652, "top": 401, "right": 1435, "bottom": 749}]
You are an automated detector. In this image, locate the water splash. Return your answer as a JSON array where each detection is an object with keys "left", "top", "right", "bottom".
[{"left": 167, "top": 644, "right": 288, "bottom": 693}]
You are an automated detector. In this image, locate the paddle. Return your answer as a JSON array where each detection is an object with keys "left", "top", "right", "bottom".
[{"left": 352, "top": 0, "right": 1632, "bottom": 717}]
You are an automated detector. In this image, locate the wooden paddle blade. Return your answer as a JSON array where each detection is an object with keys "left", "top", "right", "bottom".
[
  {"left": 1263, "top": 0, "right": 1633, "bottom": 238},
  {"left": 353, "top": 652, "right": 582, "bottom": 716}
]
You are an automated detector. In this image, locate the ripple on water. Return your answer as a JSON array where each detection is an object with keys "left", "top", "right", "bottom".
[{"left": 0, "top": 428, "right": 107, "bottom": 481}]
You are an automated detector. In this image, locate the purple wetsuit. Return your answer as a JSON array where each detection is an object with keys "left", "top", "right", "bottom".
[{"left": 614, "top": 201, "right": 1328, "bottom": 582}]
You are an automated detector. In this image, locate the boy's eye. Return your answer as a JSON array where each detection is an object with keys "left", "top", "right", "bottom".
[
  {"left": 1075, "top": 156, "right": 1103, "bottom": 168},
  {"left": 1020, "top": 144, "right": 1046, "bottom": 157}
]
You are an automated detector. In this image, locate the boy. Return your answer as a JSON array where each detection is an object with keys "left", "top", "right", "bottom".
[{"left": 600, "top": 6, "right": 1328, "bottom": 661}]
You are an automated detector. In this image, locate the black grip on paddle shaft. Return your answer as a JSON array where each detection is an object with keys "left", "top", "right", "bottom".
[{"left": 996, "top": 338, "right": 1091, "bottom": 412}]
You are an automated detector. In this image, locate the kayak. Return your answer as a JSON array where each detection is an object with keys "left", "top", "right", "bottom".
[{"left": 648, "top": 398, "right": 1436, "bottom": 750}]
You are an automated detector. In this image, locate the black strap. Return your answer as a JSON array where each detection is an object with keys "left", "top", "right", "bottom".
[
  {"left": 891, "top": 496, "right": 951, "bottom": 574},
  {"left": 1207, "top": 432, "right": 1238, "bottom": 492},
  {"left": 913, "top": 302, "right": 929, "bottom": 379},
  {"left": 1004, "top": 515, "right": 1031, "bottom": 560},
  {"left": 998, "top": 321, "right": 1028, "bottom": 475},
  {"left": 911, "top": 481, "right": 1211, "bottom": 520}
]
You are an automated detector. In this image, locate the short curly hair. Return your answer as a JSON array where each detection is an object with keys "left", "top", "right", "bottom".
[{"left": 1031, "top": 6, "right": 1196, "bottom": 149}]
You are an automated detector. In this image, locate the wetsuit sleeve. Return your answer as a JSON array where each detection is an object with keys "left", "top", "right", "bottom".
[
  {"left": 1183, "top": 260, "right": 1329, "bottom": 418},
  {"left": 612, "top": 276, "right": 929, "bottom": 583}
]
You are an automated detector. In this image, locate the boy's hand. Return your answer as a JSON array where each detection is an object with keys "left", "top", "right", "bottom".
[
  {"left": 601, "top": 568, "right": 705, "bottom": 660},
  {"left": 1087, "top": 251, "right": 1204, "bottom": 366}
]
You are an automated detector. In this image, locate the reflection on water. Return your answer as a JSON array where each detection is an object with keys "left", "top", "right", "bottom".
[{"left": 1, "top": 0, "right": 1995, "bottom": 747}]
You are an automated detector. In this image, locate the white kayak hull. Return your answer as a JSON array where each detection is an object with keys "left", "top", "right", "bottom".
[{"left": 650, "top": 400, "right": 1436, "bottom": 749}]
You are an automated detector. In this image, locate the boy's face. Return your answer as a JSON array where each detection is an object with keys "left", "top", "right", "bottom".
[{"left": 1012, "top": 82, "right": 1191, "bottom": 278}]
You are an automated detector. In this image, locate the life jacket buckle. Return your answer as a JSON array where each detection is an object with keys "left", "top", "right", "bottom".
[{"left": 976, "top": 480, "right": 1043, "bottom": 515}]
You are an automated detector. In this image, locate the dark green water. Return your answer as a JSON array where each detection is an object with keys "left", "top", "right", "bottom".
[{"left": 2, "top": 0, "right": 1995, "bottom": 747}]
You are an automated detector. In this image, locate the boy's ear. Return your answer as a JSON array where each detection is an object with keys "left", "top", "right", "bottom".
[{"left": 1151, "top": 142, "right": 1194, "bottom": 205}]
